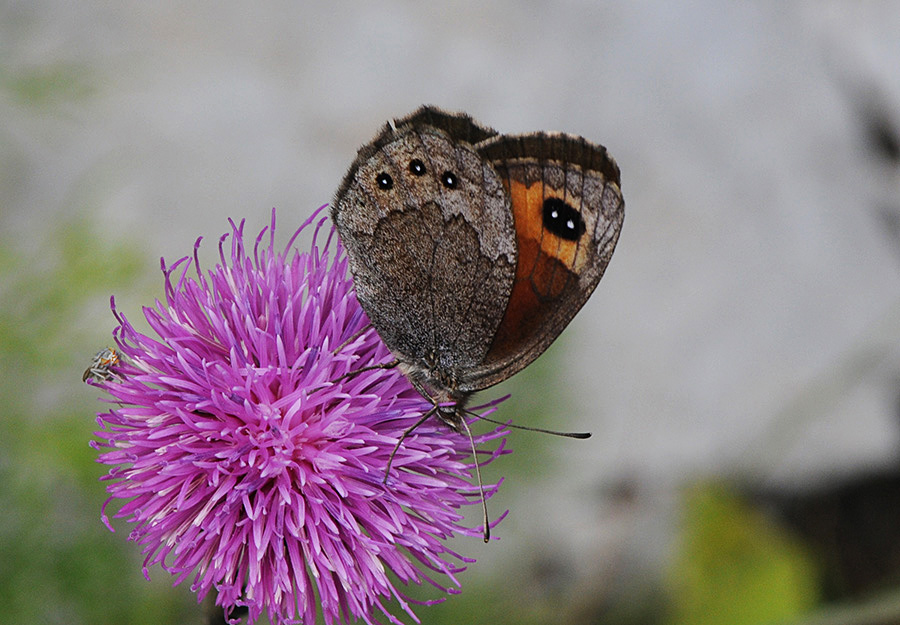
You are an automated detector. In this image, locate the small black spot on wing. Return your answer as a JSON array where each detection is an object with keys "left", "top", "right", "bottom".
[
  {"left": 409, "top": 159, "right": 426, "bottom": 176},
  {"left": 376, "top": 172, "right": 394, "bottom": 190}
]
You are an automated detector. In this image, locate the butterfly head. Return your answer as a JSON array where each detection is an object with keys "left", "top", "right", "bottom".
[{"left": 397, "top": 354, "right": 472, "bottom": 432}]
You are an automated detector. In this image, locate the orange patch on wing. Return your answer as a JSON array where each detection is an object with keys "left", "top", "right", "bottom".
[
  {"left": 507, "top": 180, "right": 580, "bottom": 270},
  {"left": 484, "top": 179, "right": 578, "bottom": 364}
]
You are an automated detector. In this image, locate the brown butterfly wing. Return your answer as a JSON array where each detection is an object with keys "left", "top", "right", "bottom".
[
  {"left": 331, "top": 109, "right": 517, "bottom": 385},
  {"left": 459, "top": 133, "right": 625, "bottom": 392}
]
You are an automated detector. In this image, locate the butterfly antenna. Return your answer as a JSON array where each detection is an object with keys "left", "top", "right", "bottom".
[
  {"left": 383, "top": 406, "right": 437, "bottom": 484},
  {"left": 459, "top": 416, "right": 491, "bottom": 542},
  {"left": 463, "top": 407, "right": 591, "bottom": 439}
]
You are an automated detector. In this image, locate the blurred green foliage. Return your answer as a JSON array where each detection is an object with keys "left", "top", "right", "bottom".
[
  {"left": 666, "top": 483, "right": 821, "bottom": 625},
  {"left": 0, "top": 218, "right": 197, "bottom": 625},
  {"left": 0, "top": 62, "right": 95, "bottom": 106}
]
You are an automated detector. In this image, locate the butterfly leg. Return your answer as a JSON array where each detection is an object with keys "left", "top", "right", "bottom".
[{"left": 383, "top": 405, "right": 438, "bottom": 483}]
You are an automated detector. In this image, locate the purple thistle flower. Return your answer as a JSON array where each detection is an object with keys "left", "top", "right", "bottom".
[{"left": 90, "top": 206, "right": 510, "bottom": 625}]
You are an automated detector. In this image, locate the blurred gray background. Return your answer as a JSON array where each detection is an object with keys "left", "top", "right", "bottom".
[{"left": 4, "top": 2, "right": 900, "bottom": 624}]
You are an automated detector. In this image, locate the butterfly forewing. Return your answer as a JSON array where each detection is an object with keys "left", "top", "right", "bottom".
[{"left": 332, "top": 115, "right": 517, "bottom": 379}]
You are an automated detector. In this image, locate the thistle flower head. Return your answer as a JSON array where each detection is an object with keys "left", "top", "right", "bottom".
[{"left": 91, "top": 207, "right": 509, "bottom": 625}]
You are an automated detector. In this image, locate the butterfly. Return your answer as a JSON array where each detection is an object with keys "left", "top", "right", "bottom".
[{"left": 332, "top": 106, "right": 624, "bottom": 537}]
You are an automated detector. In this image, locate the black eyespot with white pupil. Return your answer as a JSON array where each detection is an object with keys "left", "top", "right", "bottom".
[
  {"left": 441, "top": 171, "right": 458, "bottom": 189},
  {"left": 542, "top": 198, "right": 586, "bottom": 241},
  {"left": 376, "top": 172, "right": 393, "bottom": 190},
  {"left": 409, "top": 159, "right": 426, "bottom": 176}
]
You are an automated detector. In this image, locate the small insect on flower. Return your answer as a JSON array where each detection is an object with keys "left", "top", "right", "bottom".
[{"left": 82, "top": 347, "right": 122, "bottom": 383}]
